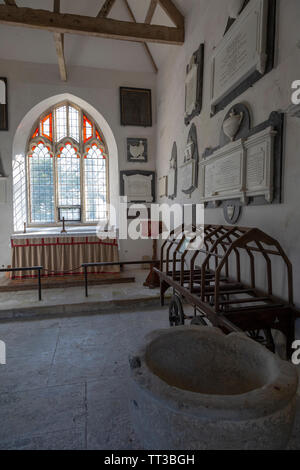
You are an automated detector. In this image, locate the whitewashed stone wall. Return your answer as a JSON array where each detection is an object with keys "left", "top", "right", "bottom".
[
  {"left": 0, "top": 60, "right": 157, "bottom": 267},
  {"left": 156, "top": 0, "right": 300, "bottom": 307}
]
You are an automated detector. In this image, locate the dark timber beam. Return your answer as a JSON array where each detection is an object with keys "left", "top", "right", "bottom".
[
  {"left": 53, "top": 0, "right": 67, "bottom": 82},
  {"left": 123, "top": 0, "right": 158, "bottom": 74},
  {"left": 157, "top": 0, "right": 184, "bottom": 28},
  {"left": 0, "top": 5, "right": 184, "bottom": 45},
  {"left": 54, "top": 32, "right": 67, "bottom": 81},
  {"left": 97, "top": 0, "right": 116, "bottom": 18},
  {"left": 145, "top": 0, "right": 158, "bottom": 24},
  {"left": 53, "top": 0, "right": 60, "bottom": 13}
]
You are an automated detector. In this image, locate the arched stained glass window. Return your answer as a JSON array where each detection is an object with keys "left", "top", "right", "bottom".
[
  {"left": 28, "top": 142, "right": 54, "bottom": 223},
  {"left": 27, "top": 102, "right": 108, "bottom": 225},
  {"left": 84, "top": 143, "right": 107, "bottom": 222},
  {"left": 83, "top": 115, "right": 93, "bottom": 143}
]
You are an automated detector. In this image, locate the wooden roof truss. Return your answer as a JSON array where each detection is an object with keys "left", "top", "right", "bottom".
[{"left": 0, "top": 0, "right": 185, "bottom": 80}]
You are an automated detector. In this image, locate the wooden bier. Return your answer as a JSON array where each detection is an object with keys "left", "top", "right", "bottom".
[{"left": 154, "top": 224, "right": 298, "bottom": 358}]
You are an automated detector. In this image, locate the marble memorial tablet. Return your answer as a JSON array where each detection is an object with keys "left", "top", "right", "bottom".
[{"left": 210, "top": 0, "right": 269, "bottom": 113}]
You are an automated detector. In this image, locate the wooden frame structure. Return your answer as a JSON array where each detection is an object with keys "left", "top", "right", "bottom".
[
  {"left": 0, "top": 0, "right": 185, "bottom": 79},
  {"left": 154, "top": 224, "right": 298, "bottom": 358}
]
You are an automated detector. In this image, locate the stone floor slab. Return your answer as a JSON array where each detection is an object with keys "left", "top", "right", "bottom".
[
  {"left": 0, "top": 383, "right": 86, "bottom": 443},
  {"left": 0, "top": 306, "right": 298, "bottom": 450}
]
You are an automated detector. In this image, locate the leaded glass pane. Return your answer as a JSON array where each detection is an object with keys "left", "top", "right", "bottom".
[
  {"left": 27, "top": 103, "right": 108, "bottom": 226},
  {"left": 40, "top": 114, "right": 52, "bottom": 141},
  {"left": 69, "top": 106, "right": 80, "bottom": 142},
  {"left": 58, "top": 207, "right": 81, "bottom": 222},
  {"left": 84, "top": 144, "right": 107, "bottom": 222},
  {"left": 83, "top": 115, "right": 93, "bottom": 142},
  {"left": 55, "top": 105, "right": 67, "bottom": 141},
  {"left": 57, "top": 144, "right": 81, "bottom": 207},
  {"left": 29, "top": 143, "right": 55, "bottom": 223}
]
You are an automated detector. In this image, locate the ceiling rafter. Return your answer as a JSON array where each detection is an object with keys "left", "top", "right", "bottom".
[
  {"left": 53, "top": 0, "right": 67, "bottom": 81},
  {"left": 97, "top": 0, "right": 116, "bottom": 18},
  {"left": 157, "top": 0, "right": 184, "bottom": 28},
  {"left": 4, "top": 0, "right": 17, "bottom": 6},
  {"left": 123, "top": 0, "right": 158, "bottom": 74},
  {"left": 145, "top": 0, "right": 158, "bottom": 24},
  {"left": 0, "top": 2, "right": 184, "bottom": 78},
  {"left": 0, "top": 5, "right": 184, "bottom": 45}
]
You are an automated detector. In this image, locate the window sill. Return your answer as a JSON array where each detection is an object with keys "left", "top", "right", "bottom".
[
  {"left": 12, "top": 225, "right": 98, "bottom": 239},
  {"left": 12, "top": 225, "right": 119, "bottom": 241}
]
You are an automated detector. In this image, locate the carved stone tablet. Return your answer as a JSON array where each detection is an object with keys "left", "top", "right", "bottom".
[
  {"left": 120, "top": 171, "right": 156, "bottom": 203},
  {"left": 210, "top": 0, "right": 276, "bottom": 115},
  {"left": 185, "top": 44, "right": 204, "bottom": 126},
  {"left": 200, "top": 127, "right": 276, "bottom": 205},
  {"left": 181, "top": 124, "right": 199, "bottom": 195},
  {"left": 168, "top": 142, "right": 177, "bottom": 200},
  {"left": 158, "top": 176, "right": 168, "bottom": 198}
]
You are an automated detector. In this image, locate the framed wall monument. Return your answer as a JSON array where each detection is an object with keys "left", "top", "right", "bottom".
[
  {"left": 158, "top": 176, "right": 168, "bottom": 198},
  {"left": 127, "top": 138, "right": 148, "bottom": 162},
  {"left": 199, "top": 103, "right": 284, "bottom": 223},
  {"left": 181, "top": 124, "right": 199, "bottom": 196},
  {"left": 210, "top": 0, "right": 277, "bottom": 115},
  {"left": 120, "top": 87, "right": 152, "bottom": 127},
  {"left": 120, "top": 170, "right": 156, "bottom": 203},
  {"left": 185, "top": 44, "right": 204, "bottom": 126},
  {"left": 0, "top": 78, "right": 8, "bottom": 131},
  {"left": 168, "top": 142, "right": 177, "bottom": 200}
]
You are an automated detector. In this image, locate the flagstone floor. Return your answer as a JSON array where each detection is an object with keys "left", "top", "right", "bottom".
[{"left": 0, "top": 306, "right": 299, "bottom": 450}]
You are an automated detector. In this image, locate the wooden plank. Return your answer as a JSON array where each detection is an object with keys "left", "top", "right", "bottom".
[
  {"left": 53, "top": 0, "right": 67, "bottom": 82},
  {"left": 53, "top": 0, "right": 60, "bottom": 13},
  {"left": 54, "top": 32, "right": 67, "bottom": 81},
  {"left": 157, "top": 0, "right": 184, "bottom": 28},
  {"left": 97, "top": 0, "right": 116, "bottom": 18},
  {"left": 142, "top": 42, "right": 158, "bottom": 74},
  {"left": 219, "top": 297, "right": 271, "bottom": 306},
  {"left": 0, "top": 5, "right": 184, "bottom": 45},
  {"left": 145, "top": 0, "right": 157, "bottom": 24},
  {"left": 123, "top": 0, "right": 158, "bottom": 73}
]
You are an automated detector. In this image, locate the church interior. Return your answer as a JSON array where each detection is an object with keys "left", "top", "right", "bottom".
[{"left": 0, "top": 0, "right": 300, "bottom": 451}]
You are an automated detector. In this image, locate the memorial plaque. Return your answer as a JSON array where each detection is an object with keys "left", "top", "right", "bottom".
[
  {"left": 246, "top": 150, "right": 265, "bottom": 188},
  {"left": 168, "top": 142, "right": 177, "bottom": 200},
  {"left": 168, "top": 171, "right": 175, "bottom": 198},
  {"left": 120, "top": 171, "right": 155, "bottom": 203},
  {"left": 201, "top": 105, "right": 283, "bottom": 221},
  {"left": 200, "top": 127, "right": 276, "bottom": 204},
  {"left": 185, "top": 44, "right": 204, "bottom": 126},
  {"left": 158, "top": 176, "right": 168, "bottom": 198},
  {"left": 120, "top": 87, "right": 152, "bottom": 127},
  {"left": 181, "top": 160, "right": 196, "bottom": 195},
  {"left": 127, "top": 138, "right": 148, "bottom": 162},
  {"left": 210, "top": 0, "right": 273, "bottom": 114},
  {"left": 203, "top": 146, "right": 243, "bottom": 199},
  {"left": 181, "top": 124, "right": 199, "bottom": 195}
]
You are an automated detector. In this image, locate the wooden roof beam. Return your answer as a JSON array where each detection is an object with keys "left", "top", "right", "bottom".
[
  {"left": 0, "top": 5, "right": 184, "bottom": 45},
  {"left": 53, "top": 0, "right": 60, "bottom": 14},
  {"left": 97, "top": 0, "right": 116, "bottom": 18},
  {"left": 123, "top": 0, "right": 158, "bottom": 74},
  {"left": 145, "top": 0, "right": 158, "bottom": 24},
  {"left": 53, "top": 0, "right": 67, "bottom": 81},
  {"left": 54, "top": 32, "right": 67, "bottom": 81},
  {"left": 157, "top": 0, "right": 184, "bottom": 28}
]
